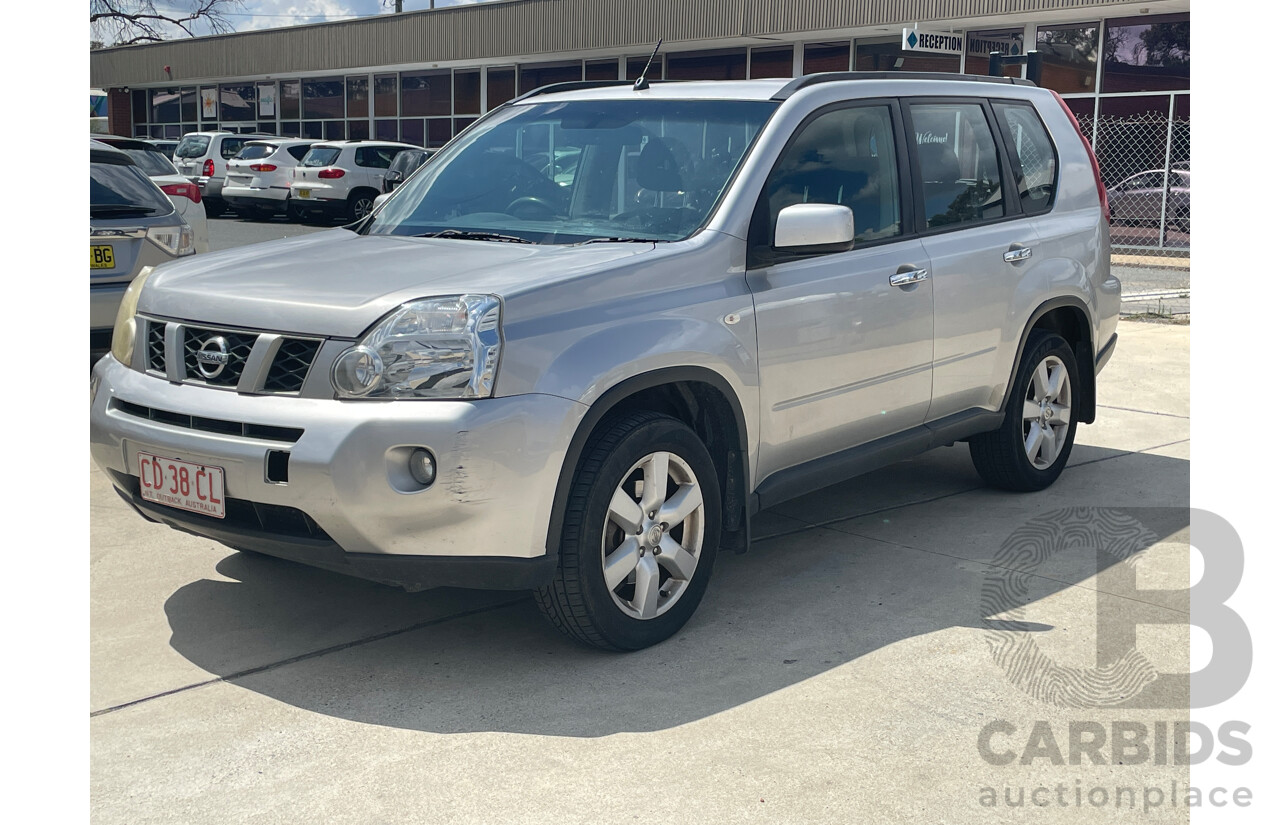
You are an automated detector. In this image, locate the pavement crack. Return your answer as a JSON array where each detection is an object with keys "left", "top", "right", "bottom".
[
  {"left": 89, "top": 598, "right": 527, "bottom": 718},
  {"left": 1098, "top": 403, "right": 1190, "bottom": 419}
]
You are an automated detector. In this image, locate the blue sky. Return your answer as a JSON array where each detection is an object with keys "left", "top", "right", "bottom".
[{"left": 142, "top": 1, "right": 487, "bottom": 38}]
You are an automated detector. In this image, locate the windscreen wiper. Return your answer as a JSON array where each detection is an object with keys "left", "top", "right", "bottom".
[
  {"left": 417, "top": 229, "right": 534, "bottom": 244},
  {"left": 577, "top": 237, "right": 664, "bottom": 245}
]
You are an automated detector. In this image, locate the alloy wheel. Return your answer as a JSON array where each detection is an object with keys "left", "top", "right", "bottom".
[{"left": 1022, "top": 354, "right": 1072, "bottom": 469}]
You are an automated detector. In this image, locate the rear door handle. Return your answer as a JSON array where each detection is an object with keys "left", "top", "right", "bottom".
[
  {"left": 1004, "top": 245, "right": 1033, "bottom": 263},
  {"left": 889, "top": 268, "right": 930, "bottom": 287}
]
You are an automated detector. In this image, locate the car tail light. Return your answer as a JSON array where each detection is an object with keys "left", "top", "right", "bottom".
[
  {"left": 1051, "top": 91, "right": 1109, "bottom": 224},
  {"left": 160, "top": 181, "right": 202, "bottom": 205},
  {"left": 250, "top": 163, "right": 278, "bottom": 172},
  {"left": 318, "top": 168, "right": 346, "bottom": 179},
  {"left": 202, "top": 158, "right": 215, "bottom": 177}
]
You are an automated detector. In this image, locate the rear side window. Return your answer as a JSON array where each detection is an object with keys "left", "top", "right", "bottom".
[
  {"left": 286, "top": 145, "right": 311, "bottom": 161},
  {"left": 221, "top": 138, "right": 249, "bottom": 159},
  {"left": 301, "top": 147, "right": 341, "bottom": 167},
  {"left": 235, "top": 144, "right": 277, "bottom": 160},
  {"left": 174, "top": 135, "right": 210, "bottom": 158},
  {"left": 908, "top": 102, "right": 1005, "bottom": 229},
  {"left": 993, "top": 102, "right": 1057, "bottom": 214},
  {"left": 355, "top": 146, "right": 400, "bottom": 169}
]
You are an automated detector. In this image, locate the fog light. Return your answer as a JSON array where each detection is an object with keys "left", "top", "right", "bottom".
[
  {"left": 409, "top": 448, "right": 436, "bottom": 486},
  {"left": 332, "top": 346, "right": 384, "bottom": 397}
]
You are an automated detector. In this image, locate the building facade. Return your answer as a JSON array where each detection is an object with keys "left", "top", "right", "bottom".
[{"left": 91, "top": 0, "right": 1190, "bottom": 251}]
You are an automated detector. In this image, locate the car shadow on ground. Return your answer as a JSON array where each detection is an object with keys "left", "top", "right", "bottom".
[{"left": 161, "top": 444, "right": 1189, "bottom": 737}]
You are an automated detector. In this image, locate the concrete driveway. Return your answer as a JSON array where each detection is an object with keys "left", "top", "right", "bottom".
[{"left": 91, "top": 320, "right": 1190, "bottom": 824}]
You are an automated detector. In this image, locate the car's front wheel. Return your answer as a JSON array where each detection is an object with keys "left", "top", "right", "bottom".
[
  {"left": 535, "top": 412, "right": 721, "bottom": 650},
  {"left": 969, "top": 331, "right": 1081, "bottom": 491}
]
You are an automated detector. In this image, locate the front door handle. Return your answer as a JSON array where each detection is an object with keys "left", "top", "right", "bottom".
[
  {"left": 1004, "top": 245, "right": 1033, "bottom": 263},
  {"left": 890, "top": 268, "right": 930, "bottom": 287}
]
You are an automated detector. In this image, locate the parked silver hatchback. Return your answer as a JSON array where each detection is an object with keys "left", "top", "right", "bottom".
[{"left": 91, "top": 74, "right": 1120, "bottom": 650}]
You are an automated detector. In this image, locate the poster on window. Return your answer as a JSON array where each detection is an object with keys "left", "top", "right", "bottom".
[
  {"left": 200, "top": 88, "right": 218, "bottom": 119},
  {"left": 257, "top": 84, "right": 276, "bottom": 117}
]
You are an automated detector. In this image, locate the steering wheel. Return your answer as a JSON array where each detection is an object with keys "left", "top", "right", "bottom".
[{"left": 505, "top": 196, "right": 560, "bottom": 220}]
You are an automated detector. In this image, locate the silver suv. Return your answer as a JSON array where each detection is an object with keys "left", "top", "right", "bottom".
[{"left": 90, "top": 74, "right": 1120, "bottom": 650}]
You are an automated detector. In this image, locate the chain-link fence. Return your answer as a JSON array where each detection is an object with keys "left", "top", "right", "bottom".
[{"left": 1076, "top": 109, "right": 1190, "bottom": 316}]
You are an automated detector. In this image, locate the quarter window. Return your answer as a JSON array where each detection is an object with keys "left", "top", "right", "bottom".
[
  {"left": 759, "top": 105, "right": 904, "bottom": 248},
  {"left": 909, "top": 102, "right": 1005, "bottom": 228},
  {"left": 994, "top": 102, "right": 1057, "bottom": 214}
]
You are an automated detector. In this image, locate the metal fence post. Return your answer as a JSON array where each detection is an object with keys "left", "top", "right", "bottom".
[{"left": 1157, "top": 93, "right": 1176, "bottom": 249}]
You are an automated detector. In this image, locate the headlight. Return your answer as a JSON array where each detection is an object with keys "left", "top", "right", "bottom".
[
  {"left": 110, "top": 266, "right": 155, "bottom": 366},
  {"left": 332, "top": 295, "right": 502, "bottom": 399},
  {"left": 146, "top": 224, "right": 195, "bottom": 257}
]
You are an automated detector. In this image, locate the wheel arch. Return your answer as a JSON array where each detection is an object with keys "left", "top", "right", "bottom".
[
  {"left": 544, "top": 366, "right": 751, "bottom": 559},
  {"left": 1007, "top": 296, "right": 1097, "bottom": 424}
]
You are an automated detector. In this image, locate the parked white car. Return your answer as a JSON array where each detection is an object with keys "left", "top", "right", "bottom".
[
  {"left": 291, "top": 140, "right": 420, "bottom": 222},
  {"left": 93, "top": 136, "right": 209, "bottom": 254},
  {"left": 173, "top": 131, "right": 275, "bottom": 217},
  {"left": 223, "top": 139, "right": 319, "bottom": 220}
]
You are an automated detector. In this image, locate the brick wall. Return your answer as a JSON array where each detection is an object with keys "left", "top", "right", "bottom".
[{"left": 108, "top": 89, "right": 132, "bottom": 137}]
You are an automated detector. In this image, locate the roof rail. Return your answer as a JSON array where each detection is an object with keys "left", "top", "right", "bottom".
[
  {"left": 772, "top": 71, "right": 1034, "bottom": 100},
  {"left": 510, "top": 79, "right": 664, "bottom": 103}
]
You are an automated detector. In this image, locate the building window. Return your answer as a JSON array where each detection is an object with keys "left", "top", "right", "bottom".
[
  {"left": 487, "top": 67, "right": 516, "bottom": 110},
  {"left": 454, "top": 70, "right": 481, "bottom": 115},
  {"left": 150, "top": 88, "right": 181, "bottom": 123},
  {"left": 1102, "top": 13, "right": 1189, "bottom": 93},
  {"left": 402, "top": 70, "right": 451, "bottom": 117},
  {"left": 132, "top": 89, "right": 148, "bottom": 124},
  {"left": 519, "top": 61, "right": 582, "bottom": 94},
  {"left": 376, "top": 119, "right": 398, "bottom": 141},
  {"left": 346, "top": 75, "right": 369, "bottom": 120},
  {"left": 303, "top": 78, "right": 344, "bottom": 119},
  {"left": 1037, "top": 24, "right": 1100, "bottom": 94},
  {"left": 348, "top": 120, "right": 370, "bottom": 140},
  {"left": 666, "top": 49, "right": 747, "bottom": 80},
  {"left": 374, "top": 74, "right": 397, "bottom": 117},
  {"left": 804, "top": 42, "right": 850, "bottom": 74},
  {"left": 219, "top": 83, "right": 256, "bottom": 122},
  {"left": 626, "top": 55, "right": 666, "bottom": 80},
  {"left": 749, "top": 46, "right": 793, "bottom": 79},
  {"left": 401, "top": 119, "right": 425, "bottom": 146},
  {"left": 428, "top": 117, "right": 453, "bottom": 148},
  {"left": 280, "top": 80, "right": 301, "bottom": 119},
  {"left": 586, "top": 59, "right": 619, "bottom": 81},
  {"left": 856, "top": 39, "right": 961, "bottom": 74},
  {"left": 966, "top": 28, "right": 1023, "bottom": 77}
]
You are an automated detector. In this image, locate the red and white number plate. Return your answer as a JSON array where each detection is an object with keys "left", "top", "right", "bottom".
[{"left": 137, "top": 452, "right": 226, "bottom": 519}]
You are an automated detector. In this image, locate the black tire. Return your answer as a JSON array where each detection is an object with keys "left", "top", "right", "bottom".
[
  {"left": 969, "top": 331, "right": 1081, "bottom": 492},
  {"left": 347, "top": 190, "right": 377, "bottom": 223},
  {"left": 535, "top": 411, "right": 721, "bottom": 651},
  {"left": 204, "top": 197, "right": 226, "bottom": 218}
]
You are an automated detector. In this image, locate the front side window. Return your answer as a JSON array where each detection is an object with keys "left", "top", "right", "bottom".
[
  {"left": 365, "top": 99, "right": 776, "bottom": 244},
  {"left": 994, "top": 102, "right": 1057, "bottom": 214},
  {"left": 758, "top": 104, "right": 904, "bottom": 248},
  {"left": 909, "top": 102, "right": 1005, "bottom": 229}
]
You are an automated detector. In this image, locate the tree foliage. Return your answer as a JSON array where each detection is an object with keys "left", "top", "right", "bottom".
[{"left": 90, "top": 1, "right": 244, "bottom": 46}]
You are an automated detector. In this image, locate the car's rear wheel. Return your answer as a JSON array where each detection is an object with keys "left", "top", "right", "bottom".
[
  {"left": 347, "top": 190, "right": 377, "bottom": 222},
  {"left": 969, "top": 331, "right": 1080, "bottom": 491},
  {"left": 535, "top": 411, "right": 720, "bottom": 651}
]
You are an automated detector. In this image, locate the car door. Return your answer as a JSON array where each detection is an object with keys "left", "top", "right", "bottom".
[
  {"left": 748, "top": 101, "right": 934, "bottom": 483},
  {"left": 904, "top": 98, "right": 1037, "bottom": 420}
]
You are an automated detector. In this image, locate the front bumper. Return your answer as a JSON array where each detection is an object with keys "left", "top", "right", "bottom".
[{"left": 90, "top": 355, "right": 587, "bottom": 590}]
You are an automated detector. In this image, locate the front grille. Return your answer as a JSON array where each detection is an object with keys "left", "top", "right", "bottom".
[
  {"left": 264, "top": 338, "right": 321, "bottom": 392},
  {"left": 113, "top": 399, "right": 304, "bottom": 443},
  {"left": 184, "top": 327, "right": 257, "bottom": 387},
  {"left": 142, "top": 318, "right": 324, "bottom": 394},
  {"left": 147, "top": 321, "right": 165, "bottom": 372}
]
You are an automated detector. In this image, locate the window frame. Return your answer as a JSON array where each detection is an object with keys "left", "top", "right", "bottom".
[
  {"left": 747, "top": 98, "right": 917, "bottom": 270},
  {"left": 989, "top": 98, "right": 1061, "bottom": 217},
  {"left": 899, "top": 95, "right": 1025, "bottom": 237}
]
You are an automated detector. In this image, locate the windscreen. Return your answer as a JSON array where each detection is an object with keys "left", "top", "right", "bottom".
[
  {"left": 235, "top": 143, "right": 277, "bottom": 160},
  {"left": 174, "top": 135, "right": 210, "bottom": 158},
  {"left": 301, "top": 146, "right": 342, "bottom": 167},
  {"left": 364, "top": 98, "right": 777, "bottom": 244},
  {"left": 90, "top": 159, "right": 174, "bottom": 218}
]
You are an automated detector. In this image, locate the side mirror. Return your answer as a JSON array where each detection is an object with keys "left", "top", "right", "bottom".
[
  {"left": 373, "top": 192, "right": 391, "bottom": 210},
  {"left": 774, "top": 203, "right": 855, "bottom": 252},
  {"left": 385, "top": 170, "right": 403, "bottom": 184}
]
